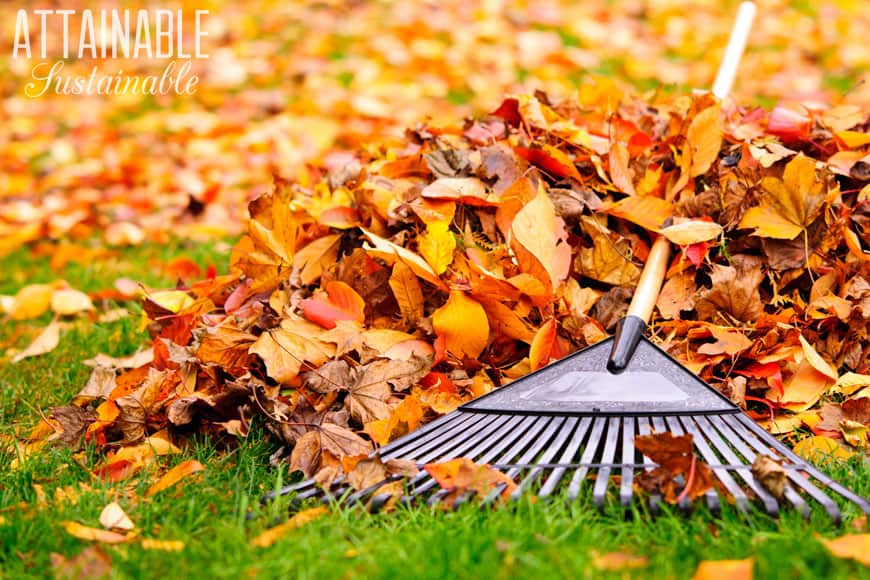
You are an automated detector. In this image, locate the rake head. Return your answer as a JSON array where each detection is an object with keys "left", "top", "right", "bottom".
[{"left": 264, "top": 337, "right": 869, "bottom": 524}]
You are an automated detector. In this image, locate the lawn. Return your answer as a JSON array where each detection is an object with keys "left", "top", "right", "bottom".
[{"left": 0, "top": 242, "right": 867, "bottom": 579}]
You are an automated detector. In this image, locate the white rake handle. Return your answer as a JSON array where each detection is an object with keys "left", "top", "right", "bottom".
[{"left": 712, "top": 2, "right": 757, "bottom": 100}]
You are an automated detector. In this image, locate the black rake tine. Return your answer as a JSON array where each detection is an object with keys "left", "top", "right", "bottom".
[
  {"left": 678, "top": 416, "right": 750, "bottom": 514},
  {"left": 718, "top": 415, "right": 809, "bottom": 518},
  {"left": 663, "top": 416, "right": 703, "bottom": 513},
  {"left": 636, "top": 416, "right": 662, "bottom": 513},
  {"left": 694, "top": 415, "right": 780, "bottom": 516},
  {"left": 512, "top": 416, "right": 580, "bottom": 500},
  {"left": 568, "top": 416, "right": 607, "bottom": 500},
  {"left": 620, "top": 417, "right": 637, "bottom": 508},
  {"left": 382, "top": 412, "right": 494, "bottom": 460},
  {"left": 538, "top": 417, "right": 592, "bottom": 498},
  {"left": 735, "top": 414, "right": 870, "bottom": 517},
  {"left": 592, "top": 417, "right": 621, "bottom": 509}
]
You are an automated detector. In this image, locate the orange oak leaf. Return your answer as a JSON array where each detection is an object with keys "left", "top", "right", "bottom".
[
  {"left": 432, "top": 290, "right": 489, "bottom": 359},
  {"left": 300, "top": 281, "right": 366, "bottom": 329}
]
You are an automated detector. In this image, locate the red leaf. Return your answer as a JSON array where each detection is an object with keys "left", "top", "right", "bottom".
[
  {"left": 737, "top": 362, "right": 784, "bottom": 396},
  {"left": 515, "top": 147, "right": 579, "bottom": 180},
  {"left": 300, "top": 281, "right": 366, "bottom": 329},
  {"left": 491, "top": 98, "right": 521, "bottom": 126},
  {"left": 683, "top": 242, "right": 709, "bottom": 268},
  {"left": 767, "top": 103, "right": 812, "bottom": 143}
]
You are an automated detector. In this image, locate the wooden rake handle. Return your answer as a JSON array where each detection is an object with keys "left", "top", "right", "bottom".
[{"left": 607, "top": 2, "right": 756, "bottom": 373}]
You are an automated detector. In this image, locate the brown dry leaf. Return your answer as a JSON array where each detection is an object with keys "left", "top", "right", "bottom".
[
  {"left": 695, "top": 258, "right": 763, "bottom": 323},
  {"left": 146, "top": 459, "right": 205, "bottom": 497},
  {"left": 635, "top": 432, "right": 715, "bottom": 503},
  {"left": 750, "top": 455, "right": 787, "bottom": 499},
  {"left": 609, "top": 142, "right": 636, "bottom": 195},
  {"left": 61, "top": 521, "right": 130, "bottom": 544},
  {"left": 818, "top": 534, "right": 870, "bottom": 566},
  {"left": 51, "top": 289, "right": 94, "bottom": 316},
  {"left": 432, "top": 290, "right": 489, "bottom": 359},
  {"left": 12, "top": 320, "right": 62, "bottom": 363},
  {"left": 347, "top": 358, "right": 430, "bottom": 424},
  {"left": 99, "top": 502, "right": 135, "bottom": 531},
  {"left": 591, "top": 551, "right": 649, "bottom": 571},
  {"left": 50, "top": 546, "right": 113, "bottom": 580},
  {"left": 249, "top": 320, "right": 335, "bottom": 384},
  {"left": 657, "top": 272, "right": 697, "bottom": 320},
  {"left": 576, "top": 216, "right": 640, "bottom": 286},
  {"left": 691, "top": 558, "right": 753, "bottom": 580},
  {"left": 697, "top": 326, "right": 753, "bottom": 357},
  {"left": 739, "top": 154, "right": 831, "bottom": 240},
  {"left": 389, "top": 261, "right": 424, "bottom": 325},
  {"left": 290, "top": 423, "right": 372, "bottom": 476},
  {"left": 250, "top": 506, "right": 328, "bottom": 548},
  {"left": 687, "top": 104, "right": 724, "bottom": 177}
]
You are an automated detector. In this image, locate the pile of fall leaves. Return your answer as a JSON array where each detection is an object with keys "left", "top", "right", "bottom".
[{"left": 22, "top": 85, "right": 870, "bottom": 495}]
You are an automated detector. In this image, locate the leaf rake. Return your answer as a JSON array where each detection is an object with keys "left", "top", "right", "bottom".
[{"left": 262, "top": 2, "right": 869, "bottom": 523}]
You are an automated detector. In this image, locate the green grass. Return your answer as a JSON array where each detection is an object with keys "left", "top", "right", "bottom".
[{"left": 1, "top": 242, "right": 868, "bottom": 579}]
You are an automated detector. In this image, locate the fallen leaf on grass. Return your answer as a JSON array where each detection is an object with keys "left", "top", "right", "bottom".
[
  {"left": 691, "top": 558, "right": 753, "bottom": 580},
  {"left": 11, "top": 320, "right": 62, "bottom": 363},
  {"left": 99, "top": 502, "right": 134, "bottom": 531},
  {"left": 591, "top": 550, "right": 649, "bottom": 571},
  {"left": 250, "top": 506, "right": 328, "bottom": 548},
  {"left": 793, "top": 436, "right": 855, "bottom": 462},
  {"left": 50, "top": 546, "right": 113, "bottom": 579},
  {"left": 818, "top": 533, "right": 870, "bottom": 566},
  {"left": 146, "top": 459, "right": 205, "bottom": 497},
  {"left": 51, "top": 289, "right": 94, "bottom": 316},
  {"left": 61, "top": 521, "right": 131, "bottom": 544},
  {"left": 140, "top": 539, "right": 186, "bottom": 552}
]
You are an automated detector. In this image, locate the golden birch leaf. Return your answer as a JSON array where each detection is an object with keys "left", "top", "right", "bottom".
[
  {"left": 9, "top": 284, "right": 53, "bottom": 320},
  {"left": 61, "top": 521, "right": 130, "bottom": 544},
  {"left": 417, "top": 221, "right": 456, "bottom": 275},
  {"left": 602, "top": 195, "right": 674, "bottom": 233},
  {"left": 432, "top": 290, "right": 489, "bottom": 359},
  {"left": 389, "top": 261, "right": 424, "bottom": 325},
  {"left": 575, "top": 216, "right": 640, "bottom": 286},
  {"left": 687, "top": 104, "right": 724, "bottom": 177},
  {"left": 798, "top": 335, "right": 838, "bottom": 380},
  {"left": 738, "top": 154, "right": 830, "bottom": 240}
]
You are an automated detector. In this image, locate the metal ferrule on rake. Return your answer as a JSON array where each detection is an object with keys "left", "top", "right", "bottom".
[{"left": 262, "top": 2, "right": 869, "bottom": 523}]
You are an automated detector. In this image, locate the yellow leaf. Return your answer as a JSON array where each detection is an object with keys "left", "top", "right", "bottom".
[
  {"left": 739, "top": 154, "right": 830, "bottom": 240},
  {"left": 836, "top": 130, "right": 870, "bottom": 148},
  {"left": 602, "top": 195, "right": 674, "bottom": 233},
  {"left": 591, "top": 551, "right": 649, "bottom": 571},
  {"left": 51, "top": 289, "right": 94, "bottom": 316},
  {"left": 361, "top": 228, "right": 445, "bottom": 289},
  {"left": 9, "top": 284, "right": 53, "bottom": 320},
  {"left": 832, "top": 372, "right": 870, "bottom": 396},
  {"left": 140, "top": 539, "right": 185, "bottom": 552},
  {"left": 793, "top": 436, "right": 855, "bottom": 462},
  {"left": 12, "top": 320, "right": 62, "bottom": 363},
  {"left": 432, "top": 290, "right": 489, "bottom": 359},
  {"left": 691, "top": 558, "right": 753, "bottom": 580},
  {"left": 146, "top": 459, "right": 205, "bottom": 497},
  {"left": 418, "top": 221, "right": 456, "bottom": 275},
  {"left": 145, "top": 290, "right": 195, "bottom": 314},
  {"left": 819, "top": 534, "right": 870, "bottom": 566},
  {"left": 687, "top": 104, "right": 724, "bottom": 177},
  {"left": 389, "top": 261, "right": 424, "bottom": 325},
  {"left": 798, "top": 335, "right": 838, "bottom": 380},
  {"left": 660, "top": 220, "right": 723, "bottom": 246},
  {"left": 61, "top": 521, "right": 130, "bottom": 544},
  {"left": 250, "top": 506, "right": 328, "bottom": 548}
]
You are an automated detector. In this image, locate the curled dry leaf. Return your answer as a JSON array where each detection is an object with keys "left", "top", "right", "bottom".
[
  {"left": 423, "top": 457, "right": 517, "bottom": 503},
  {"left": 99, "top": 502, "right": 135, "bottom": 531},
  {"left": 12, "top": 320, "right": 62, "bottom": 363},
  {"left": 50, "top": 546, "right": 113, "bottom": 580},
  {"left": 750, "top": 455, "right": 787, "bottom": 499},
  {"left": 634, "top": 432, "right": 715, "bottom": 503}
]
